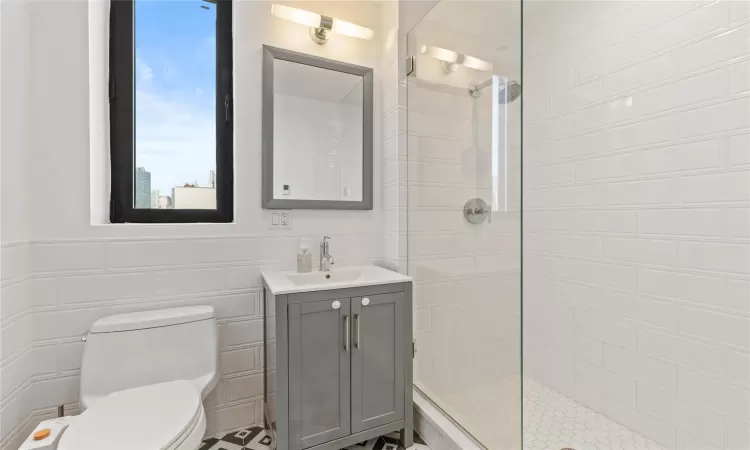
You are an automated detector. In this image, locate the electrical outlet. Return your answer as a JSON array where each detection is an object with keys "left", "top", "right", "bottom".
[{"left": 269, "top": 212, "right": 292, "bottom": 230}]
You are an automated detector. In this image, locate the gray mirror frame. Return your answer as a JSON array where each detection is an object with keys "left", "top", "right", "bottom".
[{"left": 262, "top": 45, "right": 374, "bottom": 210}]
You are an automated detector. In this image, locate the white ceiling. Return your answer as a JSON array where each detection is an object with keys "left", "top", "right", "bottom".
[{"left": 274, "top": 59, "right": 363, "bottom": 104}]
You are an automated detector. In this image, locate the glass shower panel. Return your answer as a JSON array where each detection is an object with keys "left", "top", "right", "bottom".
[{"left": 406, "top": 1, "right": 522, "bottom": 448}]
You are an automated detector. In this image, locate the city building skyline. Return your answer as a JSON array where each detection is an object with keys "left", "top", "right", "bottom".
[
  {"left": 136, "top": 168, "right": 216, "bottom": 209},
  {"left": 135, "top": 167, "right": 151, "bottom": 209}
]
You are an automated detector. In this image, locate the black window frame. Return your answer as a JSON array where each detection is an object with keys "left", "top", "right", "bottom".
[{"left": 109, "top": 0, "right": 234, "bottom": 223}]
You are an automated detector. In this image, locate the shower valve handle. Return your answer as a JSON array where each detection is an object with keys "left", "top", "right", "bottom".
[
  {"left": 466, "top": 207, "right": 487, "bottom": 215},
  {"left": 463, "top": 198, "right": 491, "bottom": 225}
]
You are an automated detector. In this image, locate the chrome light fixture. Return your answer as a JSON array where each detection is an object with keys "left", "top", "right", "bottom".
[
  {"left": 420, "top": 45, "right": 493, "bottom": 73},
  {"left": 271, "top": 4, "right": 374, "bottom": 45}
]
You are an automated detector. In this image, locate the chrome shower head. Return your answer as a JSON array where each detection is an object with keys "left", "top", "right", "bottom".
[
  {"left": 500, "top": 80, "right": 522, "bottom": 104},
  {"left": 468, "top": 79, "right": 522, "bottom": 103}
]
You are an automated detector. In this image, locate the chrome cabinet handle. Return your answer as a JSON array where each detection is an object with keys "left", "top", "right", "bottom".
[
  {"left": 354, "top": 314, "right": 360, "bottom": 349},
  {"left": 343, "top": 315, "right": 349, "bottom": 352}
]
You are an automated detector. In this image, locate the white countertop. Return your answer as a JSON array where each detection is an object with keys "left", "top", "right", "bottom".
[{"left": 262, "top": 264, "right": 412, "bottom": 295}]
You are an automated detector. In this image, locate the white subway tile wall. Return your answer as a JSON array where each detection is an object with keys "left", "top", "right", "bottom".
[
  {"left": 405, "top": 5, "right": 523, "bottom": 448},
  {"left": 524, "top": 1, "right": 750, "bottom": 449},
  {"left": 1, "top": 234, "right": 380, "bottom": 450},
  {"left": 382, "top": 0, "right": 405, "bottom": 275},
  {"left": 0, "top": 243, "right": 33, "bottom": 447}
]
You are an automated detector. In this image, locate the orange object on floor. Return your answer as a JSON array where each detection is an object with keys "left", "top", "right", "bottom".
[{"left": 33, "top": 429, "right": 51, "bottom": 441}]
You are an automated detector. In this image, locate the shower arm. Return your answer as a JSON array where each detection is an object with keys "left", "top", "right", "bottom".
[
  {"left": 473, "top": 78, "right": 494, "bottom": 92},
  {"left": 469, "top": 77, "right": 501, "bottom": 97}
]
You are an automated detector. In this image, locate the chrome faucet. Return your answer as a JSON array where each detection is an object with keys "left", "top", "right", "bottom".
[{"left": 320, "top": 236, "right": 335, "bottom": 271}]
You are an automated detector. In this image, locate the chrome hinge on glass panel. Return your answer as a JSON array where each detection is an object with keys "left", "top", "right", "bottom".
[{"left": 406, "top": 56, "right": 415, "bottom": 77}]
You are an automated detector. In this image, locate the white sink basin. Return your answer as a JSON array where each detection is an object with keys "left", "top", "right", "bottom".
[
  {"left": 286, "top": 269, "right": 365, "bottom": 286},
  {"left": 262, "top": 265, "right": 412, "bottom": 295}
]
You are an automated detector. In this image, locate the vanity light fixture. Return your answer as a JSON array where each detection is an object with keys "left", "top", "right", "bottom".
[
  {"left": 271, "top": 4, "right": 374, "bottom": 45},
  {"left": 420, "top": 45, "right": 493, "bottom": 73}
]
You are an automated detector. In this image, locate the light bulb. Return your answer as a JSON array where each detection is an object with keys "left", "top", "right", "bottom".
[
  {"left": 420, "top": 45, "right": 458, "bottom": 64},
  {"left": 421, "top": 45, "right": 493, "bottom": 72},
  {"left": 271, "top": 4, "right": 373, "bottom": 42},
  {"left": 462, "top": 54, "right": 492, "bottom": 72},
  {"left": 332, "top": 18, "right": 374, "bottom": 40},
  {"left": 271, "top": 4, "right": 321, "bottom": 28}
]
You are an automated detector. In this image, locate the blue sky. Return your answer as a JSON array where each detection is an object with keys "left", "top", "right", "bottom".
[{"left": 134, "top": 0, "right": 217, "bottom": 194}]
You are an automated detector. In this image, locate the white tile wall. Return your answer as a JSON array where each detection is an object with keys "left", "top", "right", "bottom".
[
  {"left": 0, "top": 243, "right": 33, "bottom": 448},
  {"left": 2, "top": 238, "right": 382, "bottom": 450},
  {"left": 524, "top": 1, "right": 750, "bottom": 449},
  {"left": 405, "top": 5, "right": 523, "bottom": 447},
  {"left": 381, "top": 0, "right": 405, "bottom": 275},
  {"left": 19, "top": 231, "right": 379, "bottom": 441},
  {"left": 0, "top": 1, "right": 389, "bottom": 448}
]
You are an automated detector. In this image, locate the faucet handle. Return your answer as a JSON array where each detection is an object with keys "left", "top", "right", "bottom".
[{"left": 322, "top": 236, "right": 331, "bottom": 243}]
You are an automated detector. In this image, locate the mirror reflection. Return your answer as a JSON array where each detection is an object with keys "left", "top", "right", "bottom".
[{"left": 272, "top": 59, "right": 364, "bottom": 202}]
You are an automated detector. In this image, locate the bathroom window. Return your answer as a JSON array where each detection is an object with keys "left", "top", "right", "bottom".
[{"left": 109, "top": 0, "right": 233, "bottom": 223}]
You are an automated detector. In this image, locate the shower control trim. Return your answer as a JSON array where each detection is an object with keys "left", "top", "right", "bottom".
[{"left": 464, "top": 198, "right": 490, "bottom": 224}]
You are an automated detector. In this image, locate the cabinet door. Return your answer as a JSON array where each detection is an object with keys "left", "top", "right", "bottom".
[
  {"left": 288, "top": 298, "right": 351, "bottom": 449},
  {"left": 351, "top": 292, "right": 405, "bottom": 433}
]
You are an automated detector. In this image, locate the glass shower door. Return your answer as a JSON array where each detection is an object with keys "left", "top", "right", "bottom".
[{"left": 406, "top": 1, "right": 522, "bottom": 448}]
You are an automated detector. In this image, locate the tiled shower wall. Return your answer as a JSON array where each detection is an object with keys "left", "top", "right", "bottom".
[
  {"left": 405, "top": 7, "right": 522, "bottom": 446},
  {"left": 407, "top": 81, "right": 522, "bottom": 394},
  {"left": 0, "top": 1, "right": 386, "bottom": 449},
  {"left": 523, "top": 1, "right": 750, "bottom": 449}
]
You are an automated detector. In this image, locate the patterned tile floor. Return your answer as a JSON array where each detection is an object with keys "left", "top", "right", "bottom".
[
  {"left": 200, "top": 428, "right": 429, "bottom": 450},
  {"left": 523, "top": 378, "right": 666, "bottom": 450}
]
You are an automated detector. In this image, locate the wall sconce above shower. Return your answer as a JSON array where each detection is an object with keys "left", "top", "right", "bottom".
[
  {"left": 271, "top": 4, "right": 374, "bottom": 45},
  {"left": 420, "top": 45, "right": 493, "bottom": 73}
]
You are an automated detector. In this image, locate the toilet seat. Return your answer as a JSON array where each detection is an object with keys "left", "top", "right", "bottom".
[{"left": 58, "top": 380, "right": 204, "bottom": 450}]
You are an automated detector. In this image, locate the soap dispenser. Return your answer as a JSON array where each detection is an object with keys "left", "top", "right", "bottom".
[{"left": 297, "top": 239, "right": 312, "bottom": 273}]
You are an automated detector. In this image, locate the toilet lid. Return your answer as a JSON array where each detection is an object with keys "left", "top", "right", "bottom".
[{"left": 59, "top": 380, "right": 201, "bottom": 450}]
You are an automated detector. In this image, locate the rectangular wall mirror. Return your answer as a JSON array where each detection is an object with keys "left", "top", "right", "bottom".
[{"left": 262, "top": 45, "right": 373, "bottom": 210}]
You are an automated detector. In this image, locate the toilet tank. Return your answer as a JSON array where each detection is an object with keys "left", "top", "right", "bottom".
[{"left": 79, "top": 306, "right": 219, "bottom": 411}]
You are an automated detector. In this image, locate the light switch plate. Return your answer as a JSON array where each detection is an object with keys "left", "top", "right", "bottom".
[{"left": 271, "top": 213, "right": 280, "bottom": 225}]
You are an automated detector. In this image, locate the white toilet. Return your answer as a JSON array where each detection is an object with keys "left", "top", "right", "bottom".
[{"left": 56, "top": 306, "right": 219, "bottom": 450}]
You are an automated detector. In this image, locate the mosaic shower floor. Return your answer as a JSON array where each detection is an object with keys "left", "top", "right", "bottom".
[
  {"left": 421, "top": 376, "right": 665, "bottom": 450},
  {"left": 523, "top": 378, "right": 666, "bottom": 450}
]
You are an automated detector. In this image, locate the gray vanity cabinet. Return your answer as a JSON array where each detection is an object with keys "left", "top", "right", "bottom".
[
  {"left": 264, "top": 283, "right": 413, "bottom": 450},
  {"left": 288, "top": 298, "right": 351, "bottom": 448},
  {"left": 351, "top": 293, "right": 405, "bottom": 433}
]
